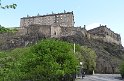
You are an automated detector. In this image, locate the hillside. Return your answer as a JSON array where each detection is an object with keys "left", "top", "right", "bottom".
[{"left": 0, "top": 31, "right": 124, "bottom": 73}]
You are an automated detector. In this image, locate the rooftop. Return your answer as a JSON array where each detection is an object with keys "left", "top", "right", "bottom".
[{"left": 21, "top": 11, "right": 73, "bottom": 19}]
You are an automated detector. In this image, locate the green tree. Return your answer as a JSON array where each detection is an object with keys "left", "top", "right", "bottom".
[
  {"left": 0, "top": 0, "right": 17, "bottom": 9},
  {"left": 22, "top": 39, "right": 78, "bottom": 81},
  {"left": 80, "top": 46, "right": 96, "bottom": 74}
]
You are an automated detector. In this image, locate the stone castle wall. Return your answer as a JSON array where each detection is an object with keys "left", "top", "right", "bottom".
[
  {"left": 20, "top": 11, "right": 74, "bottom": 28},
  {"left": 51, "top": 25, "right": 61, "bottom": 38},
  {"left": 26, "top": 24, "right": 51, "bottom": 38},
  {"left": 17, "top": 24, "right": 122, "bottom": 45}
]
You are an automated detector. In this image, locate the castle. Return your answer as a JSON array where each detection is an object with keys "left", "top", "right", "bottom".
[{"left": 19, "top": 11, "right": 121, "bottom": 45}]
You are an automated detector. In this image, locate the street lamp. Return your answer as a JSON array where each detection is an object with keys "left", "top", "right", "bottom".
[
  {"left": 80, "top": 62, "right": 85, "bottom": 79},
  {"left": 80, "top": 62, "right": 83, "bottom": 66}
]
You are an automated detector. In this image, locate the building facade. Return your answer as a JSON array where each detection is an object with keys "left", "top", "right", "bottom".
[{"left": 20, "top": 11, "right": 74, "bottom": 28}]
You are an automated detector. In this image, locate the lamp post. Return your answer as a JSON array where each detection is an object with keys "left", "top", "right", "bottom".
[
  {"left": 80, "top": 62, "right": 85, "bottom": 79},
  {"left": 74, "top": 43, "right": 75, "bottom": 53}
]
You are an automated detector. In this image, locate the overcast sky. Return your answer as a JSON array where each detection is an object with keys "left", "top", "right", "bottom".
[{"left": 0, "top": 0, "right": 124, "bottom": 46}]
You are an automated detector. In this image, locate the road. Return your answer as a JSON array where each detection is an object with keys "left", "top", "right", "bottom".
[{"left": 76, "top": 74, "right": 123, "bottom": 81}]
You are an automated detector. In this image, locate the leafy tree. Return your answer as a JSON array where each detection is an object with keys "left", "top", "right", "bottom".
[
  {"left": 21, "top": 39, "right": 78, "bottom": 81},
  {"left": 70, "top": 44, "right": 96, "bottom": 74},
  {"left": 80, "top": 46, "right": 96, "bottom": 74},
  {"left": 0, "top": 0, "right": 17, "bottom": 9}
]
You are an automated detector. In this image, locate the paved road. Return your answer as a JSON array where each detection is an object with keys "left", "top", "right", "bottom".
[{"left": 76, "top": 74, "right": 123, "bottom": 81}]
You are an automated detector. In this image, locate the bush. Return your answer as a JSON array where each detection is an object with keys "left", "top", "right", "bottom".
[
  {"left": 0, "top": 47, "right": 31, "bottom": 81},
  {"left": 26, "top": 39, "right": 78, "bottom": 81}
]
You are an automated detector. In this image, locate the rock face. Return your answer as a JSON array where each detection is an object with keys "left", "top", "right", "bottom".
[{"left": 0, "top": 32, "right": 45, "bottom": 50}]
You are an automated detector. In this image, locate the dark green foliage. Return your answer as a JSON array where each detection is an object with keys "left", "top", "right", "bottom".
[{"left": 0, "top": 0, "right": 17, "bottom": 9}]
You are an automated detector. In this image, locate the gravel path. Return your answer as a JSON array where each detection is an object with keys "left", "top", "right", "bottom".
[{"left": 75, "top": 74, "right": 123, "bottom": 81}]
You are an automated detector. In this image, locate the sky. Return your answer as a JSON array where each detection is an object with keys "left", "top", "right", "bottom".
[{"left": 0, "top": 0, "right": 124, "bottom": 46}]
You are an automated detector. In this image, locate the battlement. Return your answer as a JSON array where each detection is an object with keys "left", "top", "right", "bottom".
[{"left": 21, "top": 11, "right": 73, "bottom": 19}]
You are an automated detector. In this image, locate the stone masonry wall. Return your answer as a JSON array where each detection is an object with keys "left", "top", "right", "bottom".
[
  {"left": 20, "top": 11, "right": 74, "bottom": 28},
  {"left": 27, "top": 24, "right": 51, "bottom": 38}
]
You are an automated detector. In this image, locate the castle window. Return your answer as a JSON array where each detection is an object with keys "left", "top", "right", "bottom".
[
  {"left": 101, "top": 30, "right": 104, "bottom": 32},
  {"left": 54, "top": 32, "right": 56, "bottom": 35}
]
